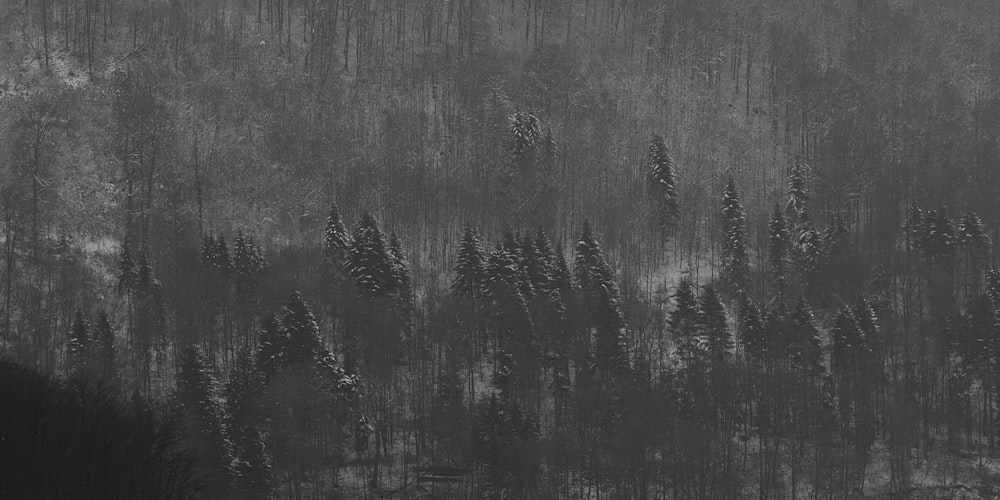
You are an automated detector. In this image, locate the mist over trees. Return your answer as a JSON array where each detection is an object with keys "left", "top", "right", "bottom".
[{"left": 2, "top": 0, "right": 1000, "bottom": 498}]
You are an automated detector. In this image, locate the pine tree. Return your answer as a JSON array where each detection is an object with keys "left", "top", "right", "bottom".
[
  {"left": 768, "top": 204, "right": 790, "bottom": 297},
  {"left": 234, "top": 427, "right": 273, "bottom": 500},
  {"left": 521, "top": 232, "right": 551, "bottom": 294},
  {"left": 551, "top": 245, "right": 573, "bottom": 295},
  {"left": 796, "top": 225, "right": 824, "bottom": 293},
  {"left": 738, "top": 296, "right": 766, "bottom": 358},
  {"left": 923, "top": 207, "right": 956, "bottom": 263},
  {"left": 116, "top": 241, "right": 137, "bottom": 297},
  {"left": 453, "top": 227, "right": 487, "bottom": 298},
  {"left": 281, "top": 292, "right": 325, "bottom": 367},
  {"left": 256, "top": 314, "right": 286, "bottom": 380},
  {"left": 200, "top": 233, "right": 218, "bottom": 267},
  {"left": 699, "top": 285, "right": 731, "bottom": 360},
  {"left": 787, "top": 298, "right": 822, "bottom": 374},
  {"left": 786, "top": 162, "right": 809, "bottom": 219},
  {"left": 593, "top": 283, "right": 628, "bottom": 375},
  {"left": 574, "top": 222, "right": 616, "bottom": 294},
  {"left": 92, "top": 311, "right": 115, "bottom": 374},
  {"left": 68, "top": 309, "right": 90, "bottom": 371},
  {"left": 388, "top": 233, "right": 413, "bottom": 303},
  {"left": 648, "top": 134, "right": 679, "bottom": 226},
  {"left": 832, "top": 307, "right": 863, "bottom": 371},
  {"left": 175, "top": 345, "right": 234, "bottom": 498},
  {"left": 346, "top": 213, "right": 394, "bottom": 299},
  {"left": 671, "top": 278, "right": 701, "bottom": 364},
  {"left": 215, "top": 236, "right": 233, "bottom": 272},
  {"left": 721, "top": 179, "right": 750, "bottom": 295},
  {"left": 323, "top": 202, "right": 351, "bottom": 278},
  {"left": 905, "top": 202, "right": 925, "bottom": 252}
]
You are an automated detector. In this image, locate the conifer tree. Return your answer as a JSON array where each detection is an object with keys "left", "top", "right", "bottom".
[
  {"left": 453, "top": 227, "right": 487, "bottom": 298},
  {"left": 721, "top": 179, "right": 750, "bottom": 295},
  {"left": 551, "top": 246, "right": 573, "bottom": 295},
  {"left": 256, "top": 314, "right": 286, "bottom": 380},
  {"left": 768, "top": 204, "right": 790, "bottom": 297},
  {"left": 175, "top": 345, "right": 234, "bottom": 498},
  {"left": 924, "top": 207, "right": 957, "bottom": 262},
  {"left": 786, "top": 162, "right": 809, "bottom": 219},
  {"left": 574, "top": 222, "right": 616, "bottom": 294},
  {"left": 346, "top": 213, "right": 394, "bottom": 299},
  {"left": 648, "top": 134, "right": 679, "bottom": 226},
  {"left": 738, "top": 296, "right": 765, "bottom": 358},
  {"left": 68, "top": 309, "right": 89, "bottom": 371},
  {"left": 593, "top": 283, "right": 628, "bottom": 375},
  {"left": 388, "top": 233, "right": 413, "bottom": 303},
  {"left": 787, "top": 298, "right": 822, "bottom": 374},
  {"left": 92, "top": 311, "right": 115, "bottom": 373},
  {"left": 958, "top": 211, "right": 990, "bottom": 263},
  {"left": 200, "top": 233, "right": 218, "bottom": 267},
  {"left": 521, "top": 232, "right": 551, "bottom": 294},
  {"left": 671, "top": 278, "right": 701, "bottom": 364},
  {"left": 116, "top": 241, "right": 137, "bottom": 297},
  {"left": 323, "top": 202, "right": 351, "bottom": 280},
  {"left": 282, "top": 292, "right": 325, "bottom": 367},
  {"left": 215, "top": 236, "right": 233, "bottom": 272},
  {"left": 832, "top": 307, "right": 863, "bottom": 372},
  {"left": 905, "top": 203, "right": 925, "bottom": 252},
  {"left": 699, "top": 285, "right": 731, "bottom": 360}
]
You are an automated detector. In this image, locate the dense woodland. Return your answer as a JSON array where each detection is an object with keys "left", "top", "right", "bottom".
[{"left": 3, "top": 0, "right": 1000, "bottom": 498}]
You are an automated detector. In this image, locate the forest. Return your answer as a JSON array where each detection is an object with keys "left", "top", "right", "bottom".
[{"left": 2, "top": 0, "right": 1000, "bottom": 498}]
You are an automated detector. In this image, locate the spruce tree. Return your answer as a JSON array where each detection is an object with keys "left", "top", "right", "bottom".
[
  {"left": 551, "top": 246, "right": 573, "bottom": 295},
  {"left": 738, "top": 296, "right": 766, "bottom": 358},
  {"left": 671, "top": 278, "right": 701, "bottom": 364},
  {"left": 721, "top": 179, "right": 750, "bottom": 295},
  {"left": 215, "top": 236, "right": 233, "bottom": 272},
  {"left": 768, "top": 204, "right": 790, "bottom": 297},
  {"left": 281, "top": 292, "right": 325, "bottom": 367},
  {"left": 346, "top": 213, "right": 394, "bottom": 299},
  {"left": 388, "top": 233, "right": 413, "bottom": 303},
  {"left": 786, "top": 162, "right": 809, "bottom": 218},
  {"left": 116, "top": 241, "right": 137, "bottom": 297},
  {"left": 256, "top": 314, "right": 286, "bottom": 380},
  {"left": 832, "top": 307, "right": 863, "bottom": 372},
  {"left": 92, "top": 311, "right": 115, "bottom": 373},
  {"left": 200, "top": 233, "right": 218, "bottom": 267},
  {"left": 175, "top": 345, "right": 234, "bottom": 498},
  {"left": 68, "top": 309, "right": 90, "bottom": 371},
  {"left": 648, "top": 134, "right": 679, "bottom": 226},
  {"left": 323, "top": 202, "right": 351, "bottom": 279},
  {"left": 593, "top": 283, "right": 628, "bottom": 375},
  {"left": 787, "top": 298, "right": 822, "bottom": 374},
  {"left": 453, "top": 227, "right": 487, "bottom": 298},
  {"left": 699, "top": 285, "right": 731, "bottom": 360}
]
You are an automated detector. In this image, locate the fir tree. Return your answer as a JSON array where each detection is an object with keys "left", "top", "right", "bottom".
[
  {"left": 346, "top": 213, "right": 394, "bottom": 299},
  {"left": 92, "top": 311, "right": 116, "bottom": 373},
  {"left": 234, "top": 427, "right": 273, "bottom": 500},
  {"left": 68, "top": 309, "right": 90, "bottom": 371},
  {"left": 388, "top": 233, "right": 413, "bottom": 303},
  {"left": 832, "top": 307, "right": 863, "bottom": 371},
  {"left": 116, "top": 241, "right": 137, "bottom": 297},
  {"left": 796, "top": 225, "right": 824, "bottom": 293},
  {"left": 551, "top": 246, "right": 573, "bottom": 295},
  {"left": 924, "top": 207, "right": 957, "bottom": 262},
  {"left": 200, "top": 233, "right": 218, "bottom": 267},
  {"left": 175, "top": 345, "right": 234, "bottom": 498},
  {"left": 738, "top": 296, "right": 766, "bottom": 358},
  {"left": 323, "top": 202, "right": 351, "bottom": 278},
  {"left": 958, "top": 211, "right": 991, "bottom": 268},
  {"left": 787, "top": 298, "right": 822, "bottom": 374},
  {"left": 215, "top": 236, "right": 233, "bottom": 272},
  {"left": 574, "top": 222, "right": 616, "bottom": 294},
  {"left": 786, "top": 162, "right": 809, "bottom": 218},
  {"left": 699, "top": 285, "right": 731, "bottom": 360},
  {"left": 671, "top": 278, "right": 701, "bottom": 364},
  {"left": 648, "top": 134, "right": 679, "bottom": 226},
  {"left": 905, "top": 203, "right": 925, "bottom": 252},
  {"left": 256, "top": 314, "right": 286, "bottom": 380},
  {"left": 721, "top": 179, "right": 750, "bottom": 295},
  {"left": 768, "top": 204, "right": 790, "bottom": 296},
  {"left": 453, "top": 227, "right": 487, "bottom": 298},
  {"left": 281, "top": 292, "right": 325, "bottom": 367},
  {"left": 521, "top": 232, "right": 551, "bottom": 294},
  {"left": 593, "top": 283, "right": 628, "bottom": 375}
]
